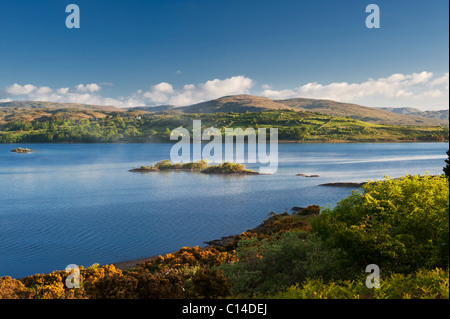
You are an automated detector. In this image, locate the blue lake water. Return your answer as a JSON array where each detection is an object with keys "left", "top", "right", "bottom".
[{"left": 0, "top": 142, "right": 448, "bottom": 278}]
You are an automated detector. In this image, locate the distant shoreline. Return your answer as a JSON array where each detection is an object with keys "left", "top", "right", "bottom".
[{"left": 1, "top": 139, "right": 448, "bottom": 145}]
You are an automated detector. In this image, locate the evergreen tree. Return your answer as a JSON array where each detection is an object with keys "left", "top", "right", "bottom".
[{"left": 444, "top": 149, "right": 450, "bottom": 179}]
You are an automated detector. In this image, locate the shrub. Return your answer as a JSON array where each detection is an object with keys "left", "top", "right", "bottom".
[
  {"left": 220, "top": 231, "right": 348, "bottom": 296},
  {"left": 0, "top": 277, "right": 35, "bottom": 299},
  {"left": 155, "top": 159, "right": 173, "bottom": 169},
  {"left": 87, "top": 273, "right": 138, "bottom": 299},
  {"left": 311, "top": 174, "right": 449, "bottom": 273},
  {"left": 130, "top": 269, "right": 186, "bottom": 299},
  {"left": 137, "top": 246, "right": 234, "bottom": 272},
  {"left": 271, "top": 268, "right": 449, "bottom": 299},
  {"left": 189, "top": 268, "right": 232, "bottom": 299}
]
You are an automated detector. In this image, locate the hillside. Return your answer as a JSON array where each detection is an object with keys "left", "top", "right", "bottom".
[
  {"left": 133, "top": 95, "right": 447, "bottom": 126},
  {"left": 275, "top": 98, "right": 448, "bottom": 126},
  {"left": 176, "top": 95, "right": 295, "bottom": 113},
  {"left": 0, "top": 108, "right": 447, "bottom": 143},
  {"left": 2, "top": 96, "right": 448, "bottom": 127},
  {"left": 0, "top": 101, "right": 123, "bottom": 112},
  {"left": 131, "top": 105, "right": 178, "bottom": 112},
  {"left": 379, "top": 107, "right": 449, "bottom": 121}
]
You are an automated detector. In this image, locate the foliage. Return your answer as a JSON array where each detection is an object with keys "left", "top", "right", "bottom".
[
  {"left": 137, "top": 246, "right": 234, "bottom": 273},
  {"left": 0, "top": 108, "right": 448, "bottom": 143},
  {"left": 444, "top": 149, "right": 450, "bottom": 179},
  {"left": 87, "top": 269, "right": 186, "bottom": 299},
  {"left": 271, "top": 268, "right": 449, "bottom": 299},
  {"left": 189, "top": 268, "right": 232, "bottom": 299},
  {"left": 311, "top": 174, "right": 450, "bottom": 273},
  {"left": 0, "top": 277, "right": 35, "bottom": 299},
  {"left": 202, "top": 162, "right": 254, "bottom": 174},
  {"left": 219, "top": 231, "right": 349, "bottom": 296}
]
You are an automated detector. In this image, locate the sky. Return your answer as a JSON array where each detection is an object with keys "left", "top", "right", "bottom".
[{"left": 0, "top": 0, "right": 448, "bottom": 110}]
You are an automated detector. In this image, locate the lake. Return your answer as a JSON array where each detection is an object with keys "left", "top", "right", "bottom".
[{"left": 0, "top": 142, "right": 448, "bottom": 278}]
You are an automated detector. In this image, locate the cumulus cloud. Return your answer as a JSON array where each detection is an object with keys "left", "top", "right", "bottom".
[
  {"left": 6, "top": 83, "right": 37, "bottom": 95},
  {"left": 76, "top": 83, "right": 101, "bottom": 93},
  {"left": 2, "top": 72, "right": 447, "bottom": 110},
  {"left": 429, "top": 72, "right": 449, "bottom": 89},
  {"left": 0, "top": 76, "right": 254, "bottom": 108},
  {"left": 140, "top": 75, "right": 254, "bottom": 106},
  {"left": 261, "top": 71, "right": 449, "bottom": 104},
  {"left": 1, "top": 82, "right": 123, "bottom": 106}
]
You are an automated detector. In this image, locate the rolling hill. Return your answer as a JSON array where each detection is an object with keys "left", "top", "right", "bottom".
[
  {"left": 379, "top": 107, "right": 449, "bottom": 121},
  {"left": 0, "top": 101, "right": 123, "bottom": 112},
  {"left": 274, "top": 98, "right": 448, "bottom": 126},
  {"left": 177, "top": 95, "right": 294, "bottom": 113},
  {"left": 134, "top": 95, "right": 447, "bottom": 126},
  {"left": 1, "top": 96, "right": 448, "bottom": 126}
]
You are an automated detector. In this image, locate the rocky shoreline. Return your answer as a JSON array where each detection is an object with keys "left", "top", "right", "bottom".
[{"left": 111, "top": 205, "right": 321, "bottom": 270}]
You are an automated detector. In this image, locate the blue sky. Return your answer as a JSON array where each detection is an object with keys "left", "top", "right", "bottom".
[{"left": 0, "top": 0, "right": 448, "bottom": 110}]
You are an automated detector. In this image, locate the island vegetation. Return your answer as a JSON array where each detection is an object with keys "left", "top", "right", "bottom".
[
  {"left": 1, "top": 173, "right": 448, "bottom": 299},
  {"left": 129, "top": 159, "right": 259, "bottom": 175},
  {"left": 10, "top": 147, "right": 33, "bottom": 153}
]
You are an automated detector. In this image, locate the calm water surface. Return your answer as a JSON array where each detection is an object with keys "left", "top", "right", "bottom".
[{"left": 0, "top": 142, "right": 447, "bottom": 278}]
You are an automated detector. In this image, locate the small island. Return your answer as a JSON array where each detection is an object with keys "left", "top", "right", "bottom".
[
  {"left": 296, "top": 173, "right": 320, "bottom": 177},
  {"left": 129, "top": 159, "right": 260, "bottom": 175},
  {"left": 10, "top": 147, "right": 34, "bottom": 153},
  {"left": 318, "top": 182, "right": 367, "bottom": 187}
]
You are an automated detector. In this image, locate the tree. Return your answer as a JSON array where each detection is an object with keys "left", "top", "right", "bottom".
[
  {"left": 311, "top": 174, "right": 449, "bottom": 273},
  {"left": 444, "top": 149, "right": 450, "bottom": 179}
]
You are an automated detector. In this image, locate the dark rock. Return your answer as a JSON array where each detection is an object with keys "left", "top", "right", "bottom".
[
  {"left": 318, "top": 182, "right": 366, "bottom": 187},
  {"left": 296, "top": 173, "right": 319, "bottom": 177},
  {"left": 292, "top": 205, "right": 321, "bottom": 216},
  {"left": 204, "top": 235, "right": 237, "bottom": 247}
]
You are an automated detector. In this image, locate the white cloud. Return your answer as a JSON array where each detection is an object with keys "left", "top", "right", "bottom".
[
  {"left": 1, "top": 82, "right": 125, "bottom": 107},
  {"left": 261, "top": 71, "right": 449, "bottom": 106},
  {"left": 37, "top": 86, "right": 52, "bottom": 95},
  {"left": 2, "top": 72, "right": 447, "bottom": 110},
  {"left": 429, "top": 72, "right": 449, "bottom": 89},
  {"left": 57, "top": 88, "right": 69, "bottom": 95},
  {"left": 76, "top": 83, "right": 101, "bottom": 93},
  {"left": 6, "top": 83, "right": 37, "bottom": 95},
  {"left": 140, "top": 75, "right": 253, "bottom": 106}
]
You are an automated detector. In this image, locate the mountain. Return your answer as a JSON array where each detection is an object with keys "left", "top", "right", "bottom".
[
  {"left": 379, "top": 107, "right": 449, "bottom": 121},
  {"left": 130, "top": 105, "right": 179, "bottom": 112},
  {"left": 0, "top": 101, "right": 123, "bottom": 112},
  {"left": 172, "top": 95, "right": 447, "bottom": 126},
  {"left": 2, "top": 96, "right": 448, "bottom": 126},
  {"left": 274, "top": 98, "right": 448, "bottom": 126},
  {"left": 177, "top": 95, "right": 295, "bottom": 113}
]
